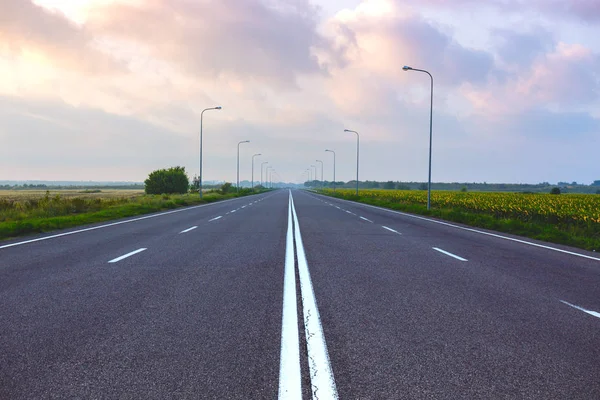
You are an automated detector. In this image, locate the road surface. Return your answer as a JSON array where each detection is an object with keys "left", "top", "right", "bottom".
[{"left": 1, "top": 189, "right": 600, "bottom": 399}]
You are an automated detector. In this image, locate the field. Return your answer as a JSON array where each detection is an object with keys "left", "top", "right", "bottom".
[
  {"left": 319, "top": 189, "right": 600, "bottom": 251},
  {"left": 0, "top": 188, "right": 259, "bottom": 240},
  {"left": 0, "top": 189, "right": 144, "bottom": 200}
]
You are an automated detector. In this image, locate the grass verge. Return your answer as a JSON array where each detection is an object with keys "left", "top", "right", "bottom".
[
  {"left": 0, "top": 189, "right": 268, "bottom": 241},
  {"left": 317, "top": 190, "right": 600, "bottom": 252}
]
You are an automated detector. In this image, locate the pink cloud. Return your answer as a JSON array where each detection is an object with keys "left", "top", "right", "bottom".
[
  {"left": 85, "top": 0, "right": 331, "bottom": 88},
  {"left": 0, "top": 0, "right": 121, "bottom": 74}
]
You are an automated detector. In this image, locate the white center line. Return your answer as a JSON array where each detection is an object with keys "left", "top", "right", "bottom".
[
  {"left": 108, "top": 248, "right": 147, "bottom": 263},
  {"left": 335, "top": 206, "right": 341, "bottom": 209},
  {"left": 278, "top": 192, "right": 302, "bottom": 399},
  {"left": 433, "top": 247, "right": 468, "bottom": 262},
  {"left": 231, "top": 209, "right": 237, "bottom": 213},
  {"left": 241, "top": 206, "right": 246, "bottom": 208},
  {"left": 209, "top": 216, "right": 222, "bottom": 222},
  {"left": 180, "top": 226, "right": 198, "bottom": 234},
  {"left": 382, "top": 226, "right": 401, "bottom": 235},
  {"left": 560, "top": 300, "right": 600, "bottom": 319},
  {"left": 360, "top": 216, "right": 373, "bottom": 223},
  {"left": 290, "top": 193, "right": 338, "bottom": 399}
]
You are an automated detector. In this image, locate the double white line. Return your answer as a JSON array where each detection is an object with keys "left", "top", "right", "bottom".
[{"left": 279, "top": 191, "right": 338, "bottom": 399}]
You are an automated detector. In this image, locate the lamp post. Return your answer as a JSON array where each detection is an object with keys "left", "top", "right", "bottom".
[
  {"left": 310, "top": 165, "right": 316, "bottom": 187},
  {"left": 199, "top": 106, "right": 222, "bottom": 198},
  {"left": 266, "top": 166, "right": 272, "bottom": 189},
  {"left": 261, "top": 162, "right": 268, "bottom": 188},
  {"left": 403, "top": 65, "right": 434, "bottom": 210},
  {"left": 251, "top": 153, "right": 261, "bottom": 190},
  {"left": 325, "top": 149, "right": 335, "bottom": 191},
  {"left": 237, "top": 140, "right": 250, "bottom": 192},
  {"left": 316, "top": 160, "right": 323, "bottom": 188},
  {"left": 344, "top": 129, "right": 359, "bottom": 195}
]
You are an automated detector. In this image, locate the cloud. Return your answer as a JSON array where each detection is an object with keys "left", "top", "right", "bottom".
[
  {"left": 0, "top": 0, "right": 121, "bottom": 74},
  {"left": 325, "top": 1, "right": 494, "bottom": 87},
  {"left": 85, "top": 0, "right": 332, "bottom": 89},
  {"left": 491, "top": 27, "right": 554, "bottom": 67}
]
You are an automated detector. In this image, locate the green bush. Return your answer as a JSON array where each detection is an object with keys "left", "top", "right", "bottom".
[
  {"left": 219, "top": 182, "right": 234, "bottom": 194},
  {"left": 145, "top": 166, "right": 190, "bottom": 194},
  {"left": 550, "top": 187, "right": 561, "bottom": 195}
]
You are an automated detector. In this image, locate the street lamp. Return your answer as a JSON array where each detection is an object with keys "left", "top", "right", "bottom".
[
  {"left": 251, "top": 153, "right": 261, "bottom": 190},
  {"left": 261, "top": 162, "right": 269, "bottom": 188},
  {"left": 237, "top": 140, "right": 250, "bottom": 192},
  {"left": 310, "top": 165, "right": 316, "bottom": 187},
  {"left": 266, "top": 166, "right": 273, "bottom": 189},
  {"left": 344, "top": 129, "right": 359, "bottom": 195},
  {"left": 199, "top": 106, "right": 222, "bottom": 198},
  {"left": 403, "top": 65, "right": 434, "bottom": 210},
  {"left": 316, "top": 160, "right": 323, "bottom": 188},
  {"left": 325, "top": 149, "right": 336, "bottom": 191}
]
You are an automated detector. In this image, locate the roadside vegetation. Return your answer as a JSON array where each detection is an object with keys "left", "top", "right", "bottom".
[
  {"left": 318, "top": 189, "right": 600, "bottom": 251},
  {"left": 0, "top": 166, "right": 267, "bottom": 241}
]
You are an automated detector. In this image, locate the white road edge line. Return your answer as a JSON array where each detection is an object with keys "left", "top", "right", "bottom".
[
  {"left": 360, "top": 216, "right": 373, "bottom": 223},
  {"left": 0, "top": 194, "right": 269, "bottom": 250},
  {"left": 180, "top": 226, "right": 198, "bottom": 234},
  {"left": 308, "top": 192, "right": 600, "bottom": 262},
  {"left": 278, "top": 192, "right": 302, "bottom": 399},
  {"left": 433, "top": 247, "right": 468, "bottom": 262},
  {"left": 560, "top": 300, "right": 600, "bottom": 319},
  {"left": 382, "top": 226, "right": 401, "bottom": 235},
  {"left": 209, "top": 216, "right": 223, "bottom": 222},
  {"left": 290, "top": 192, "right": 339, "bottom": 399},
  {"left": 108, "top": 248, "right": 147, "bottom": 263}
]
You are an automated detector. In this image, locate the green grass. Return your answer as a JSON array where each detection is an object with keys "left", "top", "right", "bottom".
[
  {"left": 317, "top": 190, "right": 600, "bottom": 252},
  {"left": 0, "top": 189, "right": 267, "bottom": 241}
]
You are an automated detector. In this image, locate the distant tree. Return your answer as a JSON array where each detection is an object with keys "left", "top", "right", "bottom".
[
  {"left": 592, "top": 180, "right": 600, "bottom": 187},
  {"left": 596, "top": 189, "right": 600, "bottom": 195},
  {"left": 383, "top": 181, "right": 395, "bottom": 190},
  {"left": 144, "top": 166, "right": 189, "bottom": 194},
  {"left": 460, "top": 186, "right": 468, "bottom": 192},
  {"left": 190, "top": 175, "right": 199, "bottom": 192},
  {"left": 419, "top": 183, "right": 428, "bottom": 190},
  {"left": 396, "top": 183, "right": 410, "bottom": 190},
  {"left": 219, "top": 182, "right": 234, "bottom": 194},
  {"left": 550, "top": 187, "right": 561, "bottom": 195}
]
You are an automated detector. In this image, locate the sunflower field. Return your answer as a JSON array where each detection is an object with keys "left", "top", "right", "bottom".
[{"left": 319, "top": 189, "right": 600, "bottom": 250}]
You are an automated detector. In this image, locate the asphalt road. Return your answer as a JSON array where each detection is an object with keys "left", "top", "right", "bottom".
[{"left": 1, "top": 189, "right": 600, "bottom": 399}]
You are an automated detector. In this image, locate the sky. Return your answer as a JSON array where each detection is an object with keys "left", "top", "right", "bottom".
[{"left": 1, "top": 0, "right": 599, "bottom": 185}]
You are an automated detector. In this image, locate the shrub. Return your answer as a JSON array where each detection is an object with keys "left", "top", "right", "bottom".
[
  {"left": 219, "top": 182, "right": 234, "bottom": 194},
  {"left": 550, "top": 187, "right": 561, "bottom": 195},
  {"left": 145, "top": 166, "right": 190, "bottom": 194}
]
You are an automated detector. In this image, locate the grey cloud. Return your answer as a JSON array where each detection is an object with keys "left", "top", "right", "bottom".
[
  {"left": 88, "top": 0, "right": 333, "bottom": 88},
  {"left": 492, "top": 28, "right": 554, "bottom": 66}
]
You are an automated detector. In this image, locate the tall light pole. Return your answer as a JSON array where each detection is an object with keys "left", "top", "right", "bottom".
[
  {"left": 403, "top": 65, "right": 434, "bottom": 210},
  {"left": 251, "top": 153, "right": 261, "bottom": 190},
  {"left": 325, "top": 149, "right": 336, "bottom": 191},
  {"left": 237, "top": 140, "right": 250, "bottom": 192},
  {"left": 344, "top": 129, "right": 359, "bottom": 195},
  {"left": 261, "top": 162, "right": 268, "bottom": 188},
  {"left": 199, "top": 106, "right": 222, "bottom": 198},
  {"left": 316, "top": 160, "right": 323, "bottom": 188},
  {"left": 267, "top": 166, "right": 273, "bottom": 188},
  {"left": 270, "top": 169, "right": 275, "bottom": 188},
  {"left": 310, "top": 165, "right": 316, "bottom": 187}
]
